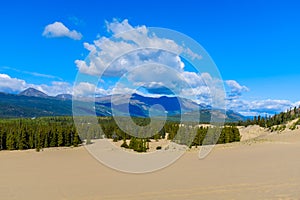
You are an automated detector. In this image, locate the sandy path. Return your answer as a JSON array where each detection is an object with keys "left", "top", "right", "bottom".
[{"left": 1, "top": 131, "right": 300, "bottom": 199}]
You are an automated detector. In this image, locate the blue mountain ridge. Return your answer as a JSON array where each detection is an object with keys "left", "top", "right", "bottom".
[{"left": 0, "top": 88, "right": 246, "bottom": 122}]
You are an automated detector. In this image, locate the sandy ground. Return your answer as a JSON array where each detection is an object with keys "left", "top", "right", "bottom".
[{"left": 1, "top": 128, "right": 300, "bottom": 199}]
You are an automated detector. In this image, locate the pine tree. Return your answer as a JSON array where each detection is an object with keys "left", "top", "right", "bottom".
[
  {"left": 0, "top": 129, "right": 5, "bottom": 150},
  {"left": 35, "top": 131, "right": 41, "bottom": 152},
  {"left": 57, "top": 128, "right": 64, "bottom": 147},
  {"left": 18, "top": 129, "right": 27, "bottom": 150},
  {"left": 120, "top": 139, "right": 129, "bottom": 148},
  {"left": 6, "top": 130, "right": 16, "bottom": 150},
  {"left": 50, "top": 130, "right": 57, "bottom": 147},
  {"left": 44, "top": 132, "right": 49, "bottom": 148},
  {"left": 129, "top": 137, "right": 136, "bottom": 149},
  {"left": 72, "top": 131, "right": 80, "bottom": 147}
]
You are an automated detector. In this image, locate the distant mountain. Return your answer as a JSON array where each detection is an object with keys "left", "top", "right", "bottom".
[
  {"left": 167, "top": 108, "right": 246, "bottom": 122},
  {"left": 0, "top": 92, "right": 72, "bottom": 118},
  {"left": 0, "top": 91, "right": 246, "bottom": 122},
  {"left": 95, "top": 93, "right": 202, "bottom": 117},
  {"left": 19, "top": 88, "right": 48, "bottom": 98},
  {"left": 19, "top": 88, "right": 72, "bottom": 100},
  {"left": 224, "top": 110, "right": 247, "bottom": 122},
  {"left": 94, "top": 93, "right": 246, "bottom": 122},
  {"left": 56, "top": 94, "right": 72, "bottom": 100}
]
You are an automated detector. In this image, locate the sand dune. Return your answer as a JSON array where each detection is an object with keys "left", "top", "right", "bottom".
[{"left": 1, "top": 128, "right": 300, "bottom": 199}]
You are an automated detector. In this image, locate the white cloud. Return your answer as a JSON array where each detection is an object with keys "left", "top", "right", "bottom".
[
  {"left": 226, "top": 80, "right": 249, "bottom": 92},
  {"left": 111, "top": 83, "right": 138, "bottom": 95},
  {"left": 238, "top": 111, "right": 265, "bottom": 117},
  {"left": 225, "top": 80, "right": 249, "bottom": 99},
  {"left": 293, "top": 101, "right": 300, "bottom": 108},
  {"left": 75, "top": 19, "right": 201, "bottom": 76},
  {"left": 83, "top": 42, "right": 96, "bottom": 52},
  {"left": 0, "top": 74, "right": 27, "bottom": 92},
  {"left": 181, "top": 72, "right": 217, "bottom": 88},
  {"left": 1, "top": 73, "right": 298, "bottom": 117},
  {"left": 251, "top": 99, "right": 291, "bottom": 113},
  {"left": 73, "top": 19, "right": 300, "bottom": 117},
  {"left": 75, "top": 19, "right": 212, "bottom": 105},
  {"left": 31, "top": 81, "right": 73, "bottom": 96},
  {"left": 73, "top": 82, "right": 108, "bottom": 97},
  {"left": 105, "top": 19, "right": 133, "bottom": 34},
  {"left": 125, "top": 63, "right": 186, "bottom": 94},
  {"left": 42, "top": 22, "right": 82, "bottom": 40},
  {"left": 227, "top": 98, "right": 296, "bottom": 116},
  {"left": 0, "top": 73, "right": 72, "bottom": 96},
  {"left": 226, "top": 99, "right": 248, "bottom": 111}
]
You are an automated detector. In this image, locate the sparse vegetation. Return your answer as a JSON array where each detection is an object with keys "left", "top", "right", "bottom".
[
  {"left": 289, "top": 118, "right": 300, "bottom": 130},
  {"left": 271, "top": 125, "right": 286, "bottom": 132},
  {"left": 156, "top": 146, "right": 162, "bottom": 150},
  {"left": 120, "top": 140, "right": 129, "bottom": 148},
  {"left": 129, "top": 137, "right": 149, "bottom": 152}
]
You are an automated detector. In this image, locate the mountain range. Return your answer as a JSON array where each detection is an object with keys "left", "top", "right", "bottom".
[{"left": 0, "top": 88, "right": 246, "bottom": 122}]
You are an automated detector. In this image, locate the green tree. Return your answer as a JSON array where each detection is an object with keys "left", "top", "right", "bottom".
[
  {"left": 18, "top": 129, "right": 28, "bottom": 150},
  {"left": 6, "top": 130, "right": 16, "bottom": 150},
  {"left": 57, "top": 128, "right": 64, "bottom": 147},
  {"left": 72, "top": 131, "right": 80, "bottom": 147},
  {"left": 120, "top": 139, "right": 129, "bottom": 148},
  {"left": 50, "top": 130, "right": 57, "bottom": 147}
]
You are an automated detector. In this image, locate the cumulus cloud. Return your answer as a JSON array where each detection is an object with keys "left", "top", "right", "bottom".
[
  {"left": 125, "top": 63, "right": 187, "bottom": 94},
  {"left": 42, "top": 22, "right": 82, "bottom": 40},
  {"left": 32, "top": 81, "right": 73, "bottom": 96},
  {"left": 83, "top": 42, "right": 96, "bottom": 52},
  {"left": 250, "top": 99, "right": 292, "bottom": 113},
  {"left": 0, "top": 74, "right": 27, "bottom": 93},
  {"left": 73, "top": 82, "right": 108, "bottom": 97},
  {"left": 226, "top": 98, "right": 297, "bottom": 116},
  {"left": 181, "top": 71, "right": 206, "bottom": 87},
  {"left": 105, "top": 19, "right": 133, "bottom": 34},
  {"left": 75, "top": 19, "right": 213, "bottom": 105},
  {"left": 73, "top": 19, "right": 299, "bottom": 116},
  {"left": 222, "top": 80, "right": 296, "bottom": 116},
  {"left": 225, "top": 80, "right": 249, "bottom": 99},
  {"left": 75, "top": 19, "right": 200, "bottom": 77}
]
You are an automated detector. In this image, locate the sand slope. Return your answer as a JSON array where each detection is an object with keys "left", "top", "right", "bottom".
[{"left": 1, "top": 129, "right": 300, "bottom": 199}]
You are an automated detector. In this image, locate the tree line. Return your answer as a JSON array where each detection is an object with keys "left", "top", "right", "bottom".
[
  {"left": 166, "top": 124, "right": 240, "bottom": 147},
  {"left": 0, "top": 117, "right": 81, "bottom": 151},
  {"left": 0, "top": 116, "right": 241, "bottom": 152},
  {"left": 228, "top": 106, "right": 300, "bottom": 128}
]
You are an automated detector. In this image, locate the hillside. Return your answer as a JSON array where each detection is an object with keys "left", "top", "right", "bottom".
[
  {"left": 235, "top": 106, "right": 300, "bottom": 129},
  {"left": 0, "top": 89, "right": 246, "bottom": 122},
  {"left": 0, "top": 92, "right": 72, "bottom": 118},
  {"left": 232, "top": 106, "right": 300, "bottom": 142}
]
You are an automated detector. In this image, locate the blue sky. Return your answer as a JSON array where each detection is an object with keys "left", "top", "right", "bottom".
[{"left": 0, "top": 0, "right": 300, "bottom": 116}]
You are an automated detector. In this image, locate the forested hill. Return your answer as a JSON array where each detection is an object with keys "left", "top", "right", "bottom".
[
  {"left": 0, "top": 92, "right": 73, "bottom": 118},
  {"left": 233, "top": 106, "right": 300, "bottom": 130}
]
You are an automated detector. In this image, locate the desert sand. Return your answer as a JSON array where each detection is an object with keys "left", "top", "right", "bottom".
[{"left": 1, "top": 127, "right": 300, "bottom": 199}]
